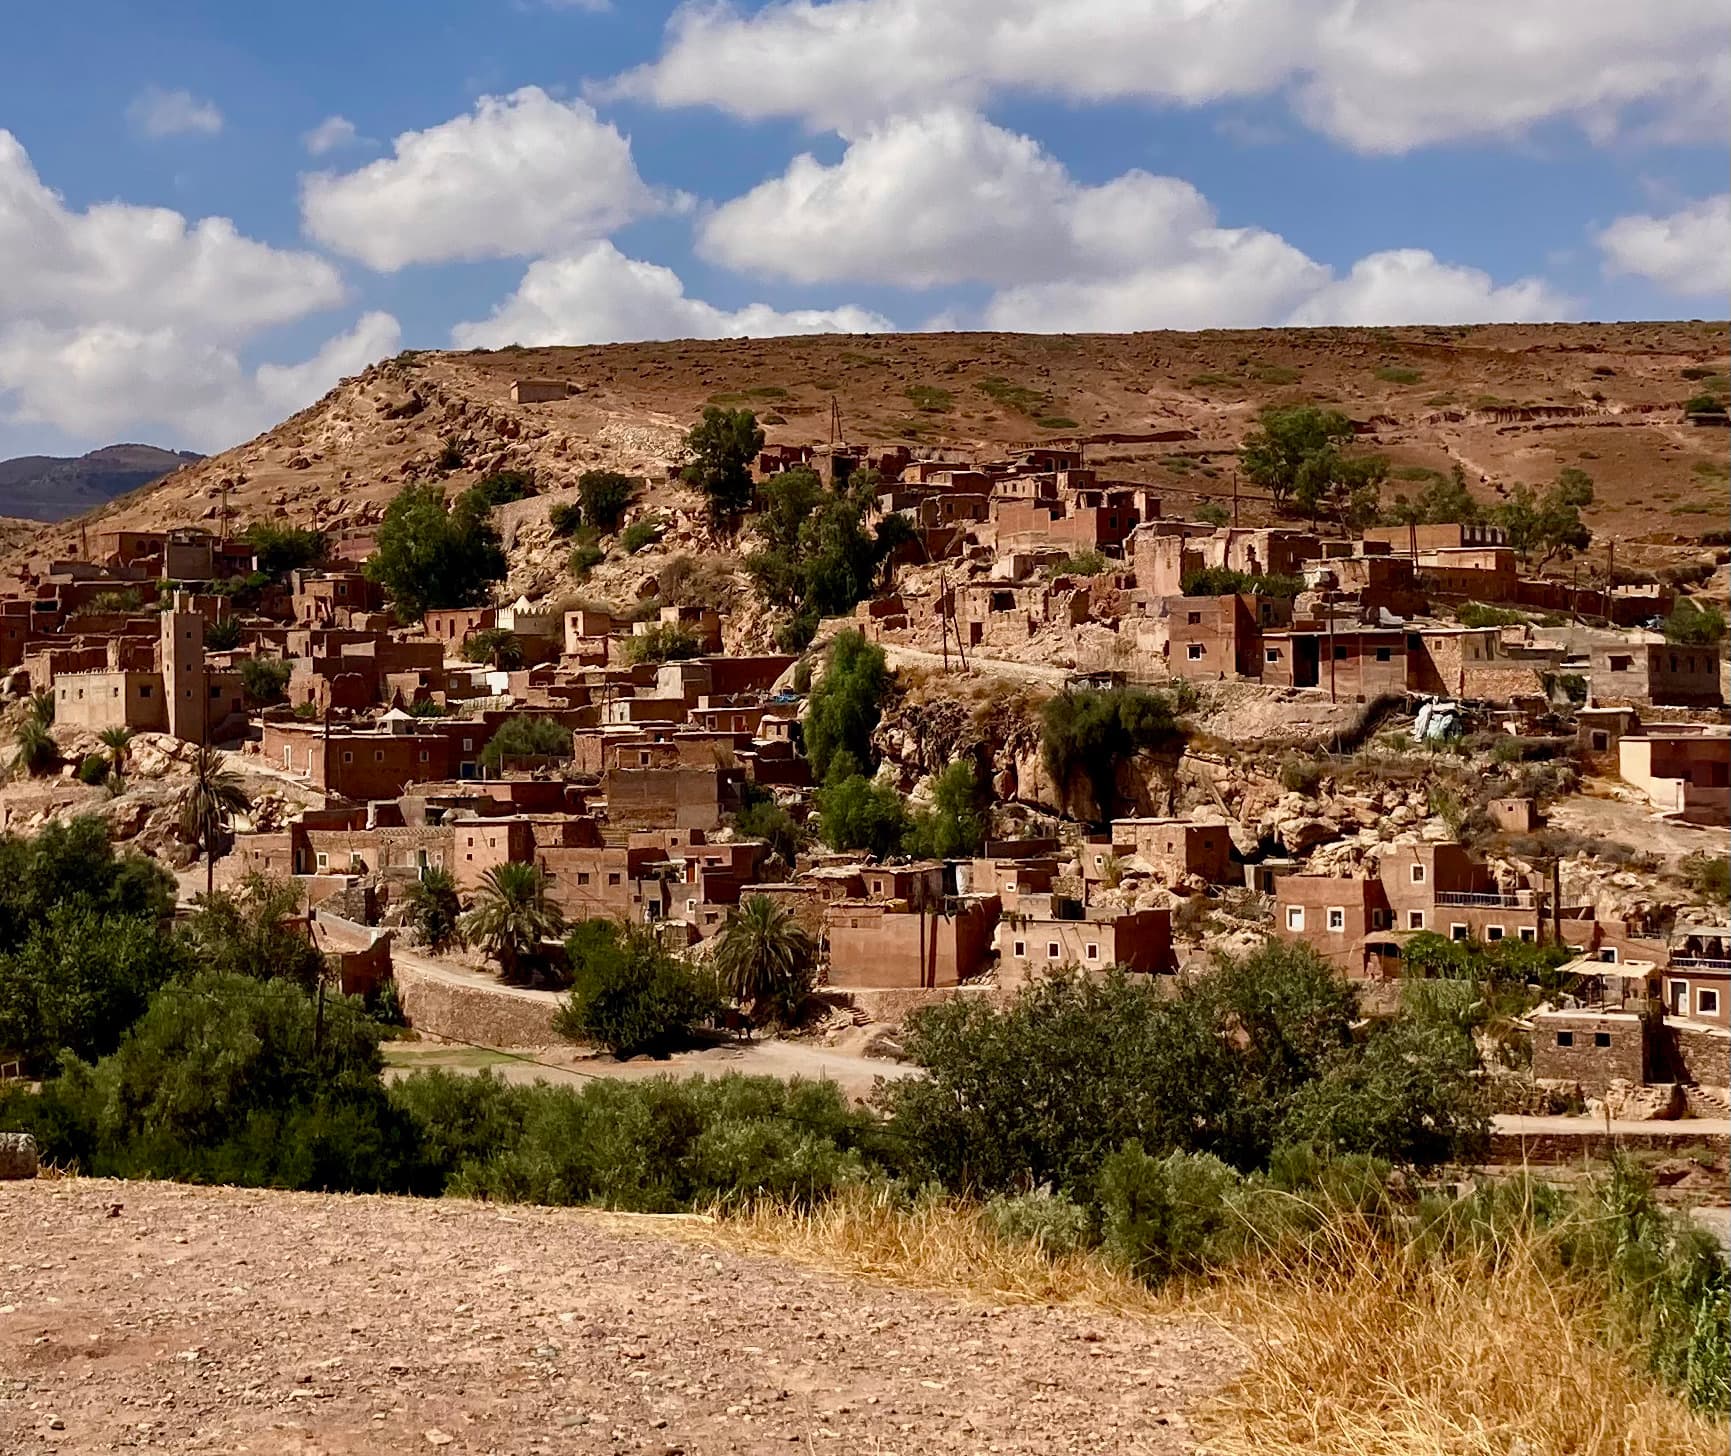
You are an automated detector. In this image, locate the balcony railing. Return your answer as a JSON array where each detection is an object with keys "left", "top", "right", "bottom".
[
  {"left": 1434, "top": 890, "right": 1536, "bottom": 909},
  {"left": 1670, "top": 956, "right": 1731, "bottom": 971}
]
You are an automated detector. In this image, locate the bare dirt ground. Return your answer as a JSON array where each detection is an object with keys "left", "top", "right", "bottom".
[{"left": 0, "top": 1179, "right": 1237, "bottom": 1456}]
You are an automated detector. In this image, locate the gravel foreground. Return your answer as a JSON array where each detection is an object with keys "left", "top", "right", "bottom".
[{"left": 0, "top": 1179, "right": 1238, "bottom": 1455}]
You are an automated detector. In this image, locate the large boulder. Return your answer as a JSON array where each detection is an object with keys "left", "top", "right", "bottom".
[{"left": 0, "top": 1132, "right": 38, "bottom": 1180}]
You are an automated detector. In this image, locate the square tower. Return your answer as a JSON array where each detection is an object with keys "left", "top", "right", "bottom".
[{"left": 161, "top": 590, "right": 206, "bottom": 744}]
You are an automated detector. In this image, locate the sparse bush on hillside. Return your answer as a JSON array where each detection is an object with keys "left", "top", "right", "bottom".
[
  {"left": 621, "top": 517, "right": 664, "bottom": 555},
  {"left": 577, "top": 470, "right": 636, "bottom": 532},
  {"left": 1280, "top": 754, "right": 1325, "bottom": 794},
  {"left": 547, "top": 501, "right": 583, "bottom": 536}
]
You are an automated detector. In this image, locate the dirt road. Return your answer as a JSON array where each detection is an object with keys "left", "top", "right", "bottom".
[{"left": 0, "top": 1179, "right": 1235, "bottom": 1456}]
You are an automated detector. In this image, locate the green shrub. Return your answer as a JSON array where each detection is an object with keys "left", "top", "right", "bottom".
[
  {"left": 983, "top": 1188, "right": 1093, "bottom": 1257},
  {"left": 903, "top": 761, "right": 987, "bottom": 859},
  {"left": 240, "top": 656, "right": 292, "bottom": 706},
  {"left": 1663, "top": 598, "right": 1726, "bottom": 645},
  {"left": 1374, "top": 365, "right": 1424, "bottom": 385},
  {"left": 1098, "top": 1146, "right": 1252, "bottom": 1284},
  {"left": 554, "top": 921, "right": 722, "bottom": 1058},
  {"left": 480, "top": 715, "right": 573, "bottom": 772},
  {"left": 1279, "top": 754, "right": 1324, "bottom": 793},
  {"left": 1180, "top": 565, "right": 1303, "bottom": 598},
  {"left": 568, "top": 534, "right": 606, "bottom": 578},
  {"left": 461, "top": 470, "right": 536, "bottom": 512},
  {"left": 1681, "top": 853, "right": 1730, "bottom": 901},
  {"left": 76, "top": 753, "right": 109, "bottom": 786},
  {"left": 547, "top": 502, "right": 583, "bottom": 536},
  {"left": 1456, "top": 601, "right": 1524, "bottom": 629},
  {"left": 733, "top": 787, "right": 801, "bottom": 867},
  {"left": 1047, "top": 548, "right": 1107, "bottom": 577},
  {"left": 620, "top": 517, "right": 663, "bottom": 555},
  {"left": 204, "top": 617, "right": 244, "bottom": 651},
  {"left": 242, "top": 522, "right": 326, "bottom": 576},
  {"left": 624, "top": 622, "right": 701, "bottom": 664}
]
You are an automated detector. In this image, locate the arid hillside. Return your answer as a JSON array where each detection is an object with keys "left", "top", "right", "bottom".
[{"left": 8, "top": 322, "right": 1726, "bottom": 588}]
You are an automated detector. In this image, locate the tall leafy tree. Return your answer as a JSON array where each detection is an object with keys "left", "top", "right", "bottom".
[
  {"left": 680, "top": 407, "right": 764, "bottom": 529},
  {"left": 462, "top": 862, "right": 564, "bottom": 984},
  {"left": 803, "top": 630, "right": 890, "bottom": 783},
  {"left": 185, "top": 873, "right": 326, "bottom": 992},
  {"left": 1493, "top": 468, "right": 1595, "bottom": 569},
  {"left": 403, "top": 868, "right": 464, "bottom": 953},
  {"left": 365, "top": 482, "right": 508, "bottom": 621},
  {"left": 711, "top": 895, "right": 815, "bottom": 1030},
  {"left": 179, "top": 746, "right": 250, "bottom": 899}
]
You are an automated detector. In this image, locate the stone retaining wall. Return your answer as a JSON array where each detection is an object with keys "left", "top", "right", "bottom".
[{"left": 393, "top": 961, "right": 561, "bottom": 1048}]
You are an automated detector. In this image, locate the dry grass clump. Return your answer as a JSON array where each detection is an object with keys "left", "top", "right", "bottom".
[
  {"left": 702, "top": 1184, "right": 1161, "bottom": 1315},
  {"left": 1186, "top": 1215, "right": 1725, "bottom": 1456},
  {"left": 694, "top": 1190, "right": 1727, "bottom": 1456}
]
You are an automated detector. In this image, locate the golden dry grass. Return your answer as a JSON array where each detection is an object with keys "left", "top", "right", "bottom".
[{"left": 690, "top": 1189, "right": 1728, "bottom": 1456}]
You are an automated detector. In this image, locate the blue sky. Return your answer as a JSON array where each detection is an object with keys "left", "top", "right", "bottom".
[{"left": 1, "top": 0, "right": 1725, "bottom": 459}]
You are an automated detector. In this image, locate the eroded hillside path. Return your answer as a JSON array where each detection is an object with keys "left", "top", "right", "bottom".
[{"left": 0, "top": 1179, "right": 1236, "bottom": 1455}]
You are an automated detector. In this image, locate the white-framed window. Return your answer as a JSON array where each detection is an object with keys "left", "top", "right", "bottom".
[
  {"left": 1187, "top": 643, "right": 1205, "bottom": 660},
  {"left": 1265, "top": 648, "right": 1280, "bottom": 663},
  {"left": 1012, "top": 940, "right": 1026, "bottom": 957},
  {"left": 1085, "top": 943, "right": 1100, "bottom": 961},
  {"left": 1451, "top": 924, "right": 1469, "bottom": 942},
  {"left": 1408, "top": 910, "right": 1425, "bottom": 929},
  {"left": 1410, "top": 863, "right": 1426, "bottom": 884},
  {"left": 1485, "top": 926, "right": 1505, "bottom": 942},
  {"left": 1520, "top": 927, "right": 1537, "bottom": 942},
  {"left": 1286, "top": 906, "right": 1305, "bottom": 931},
  {"left": 1047, "top": 942, "right": 1060, "bottom": 960},
  {"left": 1327, "top": 908, "right": 1346, "bottom": 932},
  {"left": 315, "top": 852, "right": 328, "bottom": 869},
  {"left": 1699, "top": 989, "right": 1721, "bottom": 1017},
  {"left": 462, "top": 738, "right": 474, "bottom": 752}
]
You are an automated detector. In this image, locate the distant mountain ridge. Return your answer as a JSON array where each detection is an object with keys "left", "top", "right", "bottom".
[{"left": 0, "top": 443, "right": 203, "bottom": 521}]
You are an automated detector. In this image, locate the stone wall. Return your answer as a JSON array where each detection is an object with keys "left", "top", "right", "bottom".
[{"left": 393, "top": 961, "right": 561, "bottom": 1048}]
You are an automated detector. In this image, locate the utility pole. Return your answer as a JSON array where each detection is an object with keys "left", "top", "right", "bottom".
[
  {"left": 1231, "top": 468, "right": 1240, "bottom": 527},
  {"left": 939, "top": 570, "right": 950, "bottom": 673}
]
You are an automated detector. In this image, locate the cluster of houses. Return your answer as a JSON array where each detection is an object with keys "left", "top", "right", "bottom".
[{"left": 6, "top": 443, "right": 1724, "bottom": 1096}]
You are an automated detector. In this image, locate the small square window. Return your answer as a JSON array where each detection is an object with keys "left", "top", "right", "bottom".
[
  {"left": 578, "top": 872, "right": 591, "bottom": 885},
  {"left": 1451, "top": 924, "right": 1469, "bottom": 942},
  {"left": 316, "top": 852, "right": 328, "bottom": 868},
  {"left": 1187, "top": 612, "right": 1202, "bottom": 625},
  {"left": 1520, "top": 927, "right": 1537, "bottom": 942},
  {"left": 1410, "top": 864, "right": 1426, "bottom": 884},
  {"left": 1286, "top": 906, "right": 1305, "bottom": 931},
  {"left": 419, "top": 750, "right": 429, "bottom": 763},
  {"left": 1186, "top": 643, "right": 1205, "bottom": 660},
  {"left": 608, "top": 872, "right": 621, "bottom": 886},
  {"left": 1594, "top": 1031, "right": 1612, "bottom": 1048},
  {"left": 1374, "top": 647, "right": 1391, "bottom": 662},
  {"left": 342, "top": 751, "right": 353, "bottom": 764},
  {"left": 1333, "top": 645, "right": 1348, "bottom": 660},
  {"left": 1012, "top": 940, "right": 1026, "bottom": 957},
  {"left": 1486, "top": 926, "right": 1505, "bottom": 942},
  {"left": 374, "top": 750, "right": 384, "bottom": 763},
  {"left": 1047, "top": 942, "right": 1060, "bottom": 960},
  {"left": 1265, "top": 648, "right": 1281, "bottom": 663},
  {"left": 1085, "top": 943, "right": 1100, "bottom": 961},
  {"left": 463, "top": 738, "right": 474, "bottom": 752},
  {"left": 1555, "top": 1031, "right": 1574, "bottom": 1047},
  {"left": 1327, "top": 908, "right": 1345, "bottom": 932},
  {"left": 1698, "top": 989, "right": 1720, "bottom": 1016}
]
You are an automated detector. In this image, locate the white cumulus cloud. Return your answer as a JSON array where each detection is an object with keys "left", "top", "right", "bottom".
[
  {"left": 1595, "top": 194, "right": 1731, "bottom": 296},
  {"left": 609, "top": 0, "right": 1727, "bottom": 153},
  {"left": 301, "top": 86, "right": 667, "bottom": 271},
  {"left": 127, "top": 86, "right": 224, "bottom": 139},
  {"left": 0, "top": 131, "right": 379, "bottom": 453},
  {"left": 302, "top": 115, "right": 361, "bottom": 156},
  {"left": 699, "top": 111, "right": 1569, "bottom": 331},
  {"left": 0, "top": 312, "right": 401, "bottom": 453},
  {"left": 451, "top": 242, "right": 892, "bottom": 348}
]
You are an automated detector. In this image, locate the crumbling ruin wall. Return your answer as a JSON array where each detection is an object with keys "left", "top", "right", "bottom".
[{"left": 393, "top": 961, "right": 560, "bottom": 1047}]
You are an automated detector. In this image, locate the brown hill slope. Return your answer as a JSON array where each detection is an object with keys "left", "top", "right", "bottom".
[{"left": 7, "top": 322, "right": 1725, "bottom": 586}]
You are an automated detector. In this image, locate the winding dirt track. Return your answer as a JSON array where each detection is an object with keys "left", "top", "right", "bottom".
[{"left": 0, "top": 1179, "right": 1238, "bottom": 1456}]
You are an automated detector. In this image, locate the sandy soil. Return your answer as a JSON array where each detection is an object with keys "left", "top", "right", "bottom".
[{"left": 0, "top": 1179, "right": 1237, "bottom": 1456}]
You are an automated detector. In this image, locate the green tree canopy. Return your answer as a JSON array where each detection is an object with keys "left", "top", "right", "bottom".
[
  {"left": 242, "top": 522, "right": 327, "bottom": 576},
  {"left": 1240, "top": 405, "right": 1386, "bottom": 527},
  {"left": 184, "top": 873, "right": 327, "bottom": 993},
  {"left": 462, "top": 862, "right": 564, "bottom": 984},
  {"left": 803, "top": 629, "right": 889, "bottom": 783},
  {"left": 1663, "top": 597, "right": 1726, "bottom": 646},
  {"left": 711, "top": 894, "right": 816, "bottom": 1029},
  {"left": 680, "top": 407, "right": 764, "bottom": 528},
  {"left": 1493, "top": 468, "right": 1595, "bottom": 569},
  {"left": 365, "top": 482, "right": 508, "bottom": 621},
  {"left": 1389, "top": 464, "right": 1482, "bottom": 527},
  {"left": 576, "top": 470, "right": 637, "bottom": 533},
  {"left": 1041, "top": 686, "right": 1187, "bottom": 823},
  {"left": 555, "top": 920, "right": 721, "bottom": 1057},
  {"left": 460, "top": 470, "right": 537, "bottom": 512},
  {"left": 814, "top": 773, "right": 910, "bottom": 857},
  {"left": 480, "top": 715, "right": 573, "bottom": 772},
  {"left": 904, "top": 761, "right": 988, "bottom": 859}
]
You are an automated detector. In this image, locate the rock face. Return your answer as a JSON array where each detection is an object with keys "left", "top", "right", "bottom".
[{"left": 0, "top": 1131, "right": 38, "bottom": 1179}]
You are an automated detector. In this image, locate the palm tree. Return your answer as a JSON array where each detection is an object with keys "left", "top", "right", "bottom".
[
  {"left": 98, "top": 725, "right": 134, "bottom": 777},
  {"left": 12, "top": 716, "right": 57, "bottom": 778},
  {"left": 178, "top": 745, "right": 250, "bottom": 898},
  {"left": 28, "top": 688, "right": 54, "bottom": 726},
  {"left": 711, "top": 893, "right": 815, "bottom": 1030},
  {"left": 404, "top": 867, "right": 464, "bottom": 953},
  {"left": 462, "top": 862, "right": 564, "bottom": 983}
]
